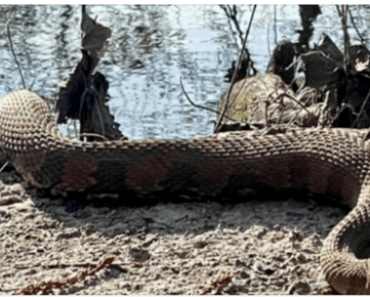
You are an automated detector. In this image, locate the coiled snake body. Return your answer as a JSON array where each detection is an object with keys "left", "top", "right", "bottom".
[{"left": 2, "top": 90, "right": 370, "bottom": 294}]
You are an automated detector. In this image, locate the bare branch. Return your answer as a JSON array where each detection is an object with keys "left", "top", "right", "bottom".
[
  {"left": 332, "top": 104, "right": 350, "bottom": 124},
  {"left": 1, "top": 7, "right": 26, "bottom": 89},
  {"left": 29, "top": 72, "right": 39, "bottom": 91},
  {"left": 348, "top": 7, "right": 366, "bottom": 44},
  {"left": 214, "top": 5, "right": 257, "bottom": 133},
  {"left": 335, "top": 5, "right": 342, "bottom": 18},
  {"left": 180, "top": 77, "right": 237, "bottom": 123},
  {"left": 219, "top": 5, "right": 244, "bottom": 47},
  {"left": 262, "top": 83, "right": 315, "bottom": 127}
]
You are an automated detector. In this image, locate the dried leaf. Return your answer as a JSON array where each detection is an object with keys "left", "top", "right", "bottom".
[
  {"left": 57, "top": 57, "right": 123, "bottom": 140},
  {"left": 317, "top": 34, "right": 344, "bottom": 66},
  {"left": 57, "top": 7, "right": 123, "bottom": 141},
  {"left": 81, "top": 10, "right": 111, "bottom": 59},
  {"left": 296, "top": 51, "right": 343, "bottom": 89}
]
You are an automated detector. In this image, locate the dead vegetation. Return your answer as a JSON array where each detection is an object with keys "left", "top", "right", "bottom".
[
  {"left": 15, "top": 254, "right": 115, "bottom": 295},
  {"left": 216, "top": 5, "right": 370, "bottom": 134}
]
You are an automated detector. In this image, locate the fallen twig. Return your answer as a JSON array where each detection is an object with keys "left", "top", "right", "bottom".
[
  {"left": 198, "top": 270, "right": 233, "bottom": 295},
  {"left": 15, "top": 254, "right": 115, "bottom": 295},
  {"left": 280, "top": 92, "right": 315, "bottom": 118},
  {"left": 214, "top": 5, "right": 257, "bottom": 133},
  {"left": 261, "top": 84, "right": 315, "bottom": 127},
  {"left": 1, "top": 7, "right": 26, "bottom": 89}
]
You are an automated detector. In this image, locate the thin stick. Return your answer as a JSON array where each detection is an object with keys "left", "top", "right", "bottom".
[
  {"left": 180, "top": 77, "right": 237, "bottom": 123},
  {"left": 275, "top": 92, "right": 315, "bottom": 117},
  {"left": 331, "top": 104, "right": 349, "bottom": 124},
  {"left": 348, "top": 7, "right": 366, "bottom": 44},
  {"left": 271, "top": 80, "right": 298, "bottom": 125},
  {"left": 220, "top": 5, "right": 239, "bottom": 46},
  {"left": 80, "top": 133, "right": 109, "bottom": 141},
  {"left": 258, "top": 86, "right": 315, "bottom": 127},
  {"left": 1, "top": 7, "right": 26, "bottom": 89},
  {"left": 214, "top": 5, "right": 257, "bottom": 133},
  {"left": 283, "top": 79, "right": 316, "bottom": 127},
  {"left": 267, "top": 25, "right": 271, "bottom": 57},
  {"left": 318, "top": 90, "right": 332, "bottom": 128},
  {"left": 29, "top": 72, "right": 39, "bottom": 91},
  {"left": 0, "top": 162, "right": 9, "bottom": 173}
]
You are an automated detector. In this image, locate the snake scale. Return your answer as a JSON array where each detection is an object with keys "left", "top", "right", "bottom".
[{"left": 2, "top": 89, "right": 370, "bottom": 294}]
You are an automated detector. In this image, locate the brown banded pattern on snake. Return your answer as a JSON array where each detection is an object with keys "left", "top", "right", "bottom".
[{"left": 1, "top": 89, "right": 370, "bottom": 294}]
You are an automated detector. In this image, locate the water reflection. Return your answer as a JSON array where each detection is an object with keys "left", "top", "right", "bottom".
[{"left": 0, "top": 5, "right": 369, "bottom": 139}]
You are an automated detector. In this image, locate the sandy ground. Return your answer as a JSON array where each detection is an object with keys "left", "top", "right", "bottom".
[{"left": 0, "top": 168, "right": 347, "bottom": 295}]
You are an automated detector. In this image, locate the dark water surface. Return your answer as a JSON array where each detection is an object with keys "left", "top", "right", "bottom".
[{"left": 0, "top": 5, "right": 368, "bottom": 139}]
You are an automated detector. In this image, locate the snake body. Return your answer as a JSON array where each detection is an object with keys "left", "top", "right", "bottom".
[{"left": 2, "top": 90, "right": 370, "bottom": 294}]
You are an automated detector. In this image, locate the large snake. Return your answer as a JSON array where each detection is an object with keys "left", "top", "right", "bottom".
[{"left": 2, "top": 89, "right": 370, "bottom": 294}]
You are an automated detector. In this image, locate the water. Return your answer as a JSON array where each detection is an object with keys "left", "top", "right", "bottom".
[{"left": 0, "top": 5, "right": 369, "bottom": 139}]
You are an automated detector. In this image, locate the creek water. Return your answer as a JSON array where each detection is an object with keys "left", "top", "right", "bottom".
[{"left": 0, "top": 5, "right": 368, "bottom": 139}]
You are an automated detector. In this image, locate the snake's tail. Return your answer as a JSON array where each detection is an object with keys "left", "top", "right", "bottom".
[{"left": 320, "top": 186, "right": 370, "bottom": 294}]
